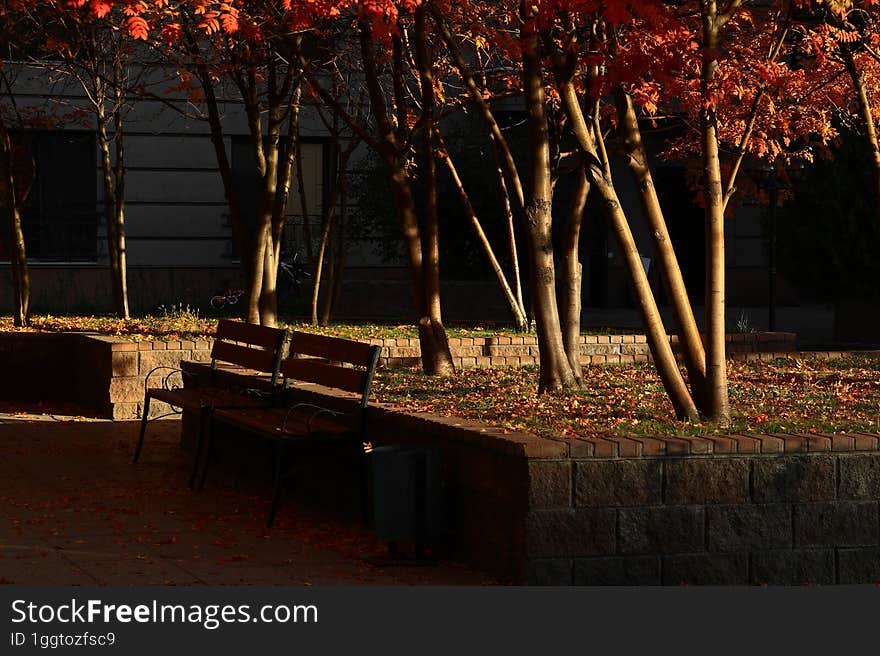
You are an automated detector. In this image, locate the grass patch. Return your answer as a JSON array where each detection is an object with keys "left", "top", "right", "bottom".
[{"left": 373, "top": 355, "right": 880, "bottom": 438}]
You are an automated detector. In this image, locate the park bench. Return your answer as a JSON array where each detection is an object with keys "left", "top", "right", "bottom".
[
  {"left": 132, "top": 319, "right": 287, "bottom": 488},
  {"left": 194, "top": 331, "right": 382, "bottom": 527}
]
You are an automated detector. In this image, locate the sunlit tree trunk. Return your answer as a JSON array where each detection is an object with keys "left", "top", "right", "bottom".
[
  {"left": 521, "top": 5, "right": 577, "bottom": 392},
  {"left": 96, "top": 106, "right": 124, "bottom": 317},
  {"left": 561, "top": 165, "right": 588, "bottom": 383},
  {"left": 89, "top": 32, "right": 130, "bottom": 319},
  {"left": 558, "top": 77, "right": 698, "bottom": 419},
  {"left": 615, "top": 87, "right": 706, "bottom": 406},
  {"left": 700, "top": 1, "right": 731, "bottom": 423}
]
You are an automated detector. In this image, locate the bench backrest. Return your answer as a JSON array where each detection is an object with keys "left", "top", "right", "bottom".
[
  {"left": 210, "top": 320, "right": 287, "bottom": 384},
  {"left": 281, "top": 331, "right": 382, "bottom": 408}
]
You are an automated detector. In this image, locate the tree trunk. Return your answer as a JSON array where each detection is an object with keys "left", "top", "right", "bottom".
[
  {"left": 237, "top": 54, "right": 295, "bottom": 328},
  {"left": 360, "top": 20, "right": 454, "bottom": 375},
  {"left": 391, "top": 162, "right": 453, "bottom": 375},
  {"left": 440, "top": 138, "right": 529, "bottom": 329},
  {"left": 414, "top": 7, "right": 454, "bottom": 376},
  {"left": 561, "top": 165, "right": 588, "bottom": 382},
  {"left": 311, "top": 201, "right": 335, "bottom": 325},
  {"left": 112, "top": 106, "right": 129, "bottom": 318},
  {"left": 615, "top": 87, "right": 706, "bottom": 405},
  {"left": 0, "top": 112, "right": 30, "bottom": 327},
  {"left": 5, "top": 203, "right": 29, "bottom": 327},
  {"left": 258, "top": 234, "right": 278, "bottom": 327},
  {"left": 701, "top": 10, "right": 730, "bottom": 423},
  {"left": 96, "top": 108, "right": 120, "bottom": 312},
  {"left": 320, "top": 224, "right": 337, "bottom": 326},
  {"left": 97, "top": 103, "right": 129, "bottom": 319},
  {"left": 311, "top": 144, "right": 352, "bottom": 325},
  {"left": 320, "top": 161, "right": 350, "bottom": 325},
  {"left": 488, "top": 135, "right": 527, "bottom": 328},
  {"left": 246, "top": 217, "right": 269, "bottom": 325},
  {"left": 434, "top": 14, "right": 526, "bottom": 215},
  {"left": 558, "top": 80, "right": 698, "bottom": 419},
  {"left": 295, "top": 118, "right": 313, "bottom": 262},
  {"left": 843, "top": 47, "right": 880, "bottom": 218},
  {"left": 521, "top": 6, "right": 577, "bottom": 392},
  {"left": 111, "top": 52, "right": 130, "bottom": 318},
  {"left": 323, "top": 195, "right": 347, "bottom": 325}
]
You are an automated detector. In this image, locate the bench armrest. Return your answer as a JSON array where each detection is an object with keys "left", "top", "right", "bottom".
[
  {"left": 144, "top": 366, "right": 195, "bottom": 394},
  {"left": 207, "top": 386, "right": 275, "bottom": 409}
]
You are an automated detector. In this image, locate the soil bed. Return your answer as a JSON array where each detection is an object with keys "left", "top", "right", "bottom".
[{"left": 373, "top": 354, "right": 880, "bottom": 438}]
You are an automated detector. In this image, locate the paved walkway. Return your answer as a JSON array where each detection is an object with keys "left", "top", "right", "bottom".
[{"left": 0, "top": 412, "right": 492, "bottom": 585}]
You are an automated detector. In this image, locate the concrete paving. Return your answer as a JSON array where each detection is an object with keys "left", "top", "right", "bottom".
[{"left": 0, "top": 412, "right": 493, "bottom": 585}]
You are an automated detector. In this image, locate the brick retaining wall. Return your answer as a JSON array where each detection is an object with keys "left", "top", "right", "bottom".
[
  {"left": 370, "top": 332, "right": 797, "bottom": 369},
  {"left": 0, "top": 330, "right": 799, "bottom": 420},
  {"left": 0, "top": 333, "right": 213, "bottom": 419}
]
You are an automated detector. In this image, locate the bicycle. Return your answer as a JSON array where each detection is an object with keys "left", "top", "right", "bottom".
[
  {"left": 277, "top": 251, "right": 311, "bottom": 299},
  {"left": 209, "top": 288, "right": 245, "bottom": 310}
]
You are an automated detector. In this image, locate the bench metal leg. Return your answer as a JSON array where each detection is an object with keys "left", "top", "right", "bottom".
[
  {"left": 359, "top": 449, "right": 371, "bottom": 526},
  {"left": 132, "top": 394, "right": 151, "bottom": 464},
  {"left": 196, "top": 416, "right": 216, "bottom": 492},
  {"left": 267, "top": 441, "right": 285, "bottom": 528},
  {"left": 189, "top": 406, "right": 211, "bottom": 489}
]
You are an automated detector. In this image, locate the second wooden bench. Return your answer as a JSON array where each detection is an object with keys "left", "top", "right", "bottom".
[{"left": 195, "top": 331, "right": 382, "bottom": 526}]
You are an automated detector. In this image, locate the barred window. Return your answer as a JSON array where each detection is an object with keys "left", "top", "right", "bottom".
[{"left": 10, "top": 130, "right": 98, "bottom": 262}]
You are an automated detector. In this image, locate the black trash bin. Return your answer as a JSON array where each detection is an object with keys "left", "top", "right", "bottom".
[{"left": 369, "top": 445, "right": 441, "bottom": 558}]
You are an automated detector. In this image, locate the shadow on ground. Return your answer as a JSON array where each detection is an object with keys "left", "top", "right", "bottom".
[{"left": 0, "top": 413, "right": 493, "bottom": 585}]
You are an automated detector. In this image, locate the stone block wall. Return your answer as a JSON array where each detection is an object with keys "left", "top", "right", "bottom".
[
  {"left": 101, "top": 338, "right": 214, "bottom": 419},
  {"left": 525, "top": 440, "right": 880, "bottom": 585},
  {"left": 369, "top": 420, "right": 880, "bottom": 584}
]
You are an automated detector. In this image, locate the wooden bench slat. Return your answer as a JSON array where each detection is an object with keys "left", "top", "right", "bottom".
[
  {"left": 213, "top": 406, "right": 350, "bottom": 437},
  {"left": 212, "top": 341, "right": 278, "bottom": 373},
  {"left": 281, "top": 358, "right": 367, "bottom": 394},
  {"left": 150, "top": 387, "right": 269, "bottom": 410},
  {"left": 216, "top": 319, "right": 286, "bottom": 350},
  {"left": 290, "top": 331, "right": 375, "bottom": 367}
]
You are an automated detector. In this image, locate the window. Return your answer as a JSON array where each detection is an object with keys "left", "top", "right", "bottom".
[
  {"left": 230, "top": 135, "right": 326, "bottom": 258},
  {"left": 12, "top": 131, "right": 98, "bottom": 262}
]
